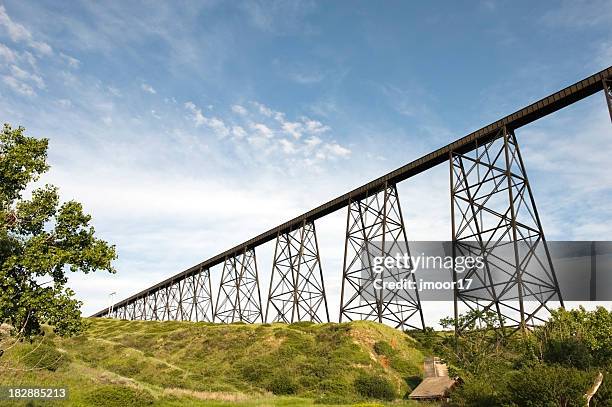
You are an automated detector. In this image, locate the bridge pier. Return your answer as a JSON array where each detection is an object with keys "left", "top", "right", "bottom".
[
  {"left": 339, "top": 182, "right": 424, "bottom": 330},
  {"left": 266, "top": 220, "right": 329, "bottom": 323},
  {"left": 213, "top": 249, "right": 263, "bottom": 323},
  {"left": 449, "top": 126, "right": 563, "bottom": 335}
]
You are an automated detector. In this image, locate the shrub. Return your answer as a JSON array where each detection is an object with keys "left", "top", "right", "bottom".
[
  {"left": 507, "top": 365, "right": 592, "bottom": 407},
  {"left": 373, "top": 341, "right": 395, "bottom": 357},
  {"left": 451, "top": 375, "right": 509, "bottom": 407},
  {"left": 354, "top": 374, "right": 396, "bottom": 400},
  {"left": 543, "top": 337, "right": 593, "bottom": 369},
  {"left": 238, "top": 361, "right": 268, "bottom": 383},
  {"left": 84, "top": 385, "right": 154, "bottom": 407},
  {"left": 266, "top": 375, "right": 298, "bottom": 395}
]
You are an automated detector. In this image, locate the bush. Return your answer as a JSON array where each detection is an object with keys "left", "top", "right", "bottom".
[
  {"left": 354, "top": 374, "right": 396, "bottom": 401},
  {"left": 238, "top": 361, "right": 268, "bottom": 383},
  {"left": 543, "top": 337, "right": 593, "bottom": 369},
  {"left": 451, "top": 375, "right": 508, "bottom": 407},
  {"left": 507, "top": 365, "right": 592, "bottom": 407},
  {"left": 266, "top": 375, "right": 298, "bottom": 395},
  {"left": 84, "top": 385, "right": 154, "bottom": 407},
  {"left": 373, "top": 341, "right": 395, "bottom": 357}
]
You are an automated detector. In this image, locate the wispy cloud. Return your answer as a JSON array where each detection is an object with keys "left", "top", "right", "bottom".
[
  {"left": 0, "top": 4, "right": 52, "bottom": 55},
  {"left": 140, "top": 83, "right": 156, "bottom": 94},
  {"left": 2, "top": 74, "right": 34, "bottom": 95}
]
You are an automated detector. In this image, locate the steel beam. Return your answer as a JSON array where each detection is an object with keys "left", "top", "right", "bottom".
[
  {"left": 266, "top": 220, "right": 329, "bottom": 323},
  {"left": 450, "top": 127, "right": 562, "bottom": 334},
  {"left": 94, "top": 66, "right": 611, "bottom": 318},
  {"left": 339, "top": 183, "right": 424, "bottom": 330}
]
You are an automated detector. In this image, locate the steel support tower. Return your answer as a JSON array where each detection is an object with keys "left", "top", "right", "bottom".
[
  {"left": 449, "top": 126, "right": 563, "bottom": 334},
  {"left": 265, "top": 220, "right": 329, "bottom": 323},
  {"left": 213, "top": 248, "right": 263, "bottom": 323},
  {"left": 339, "top": 183, "right": 425, "bottom": 330}
]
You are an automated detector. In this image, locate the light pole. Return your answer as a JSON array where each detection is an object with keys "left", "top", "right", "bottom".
[{"left": 108, "top": 292, "right": 116, "bottom": 318}]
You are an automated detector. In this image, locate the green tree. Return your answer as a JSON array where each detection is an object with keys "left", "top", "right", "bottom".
[
  {"left": 534, "top": 307, "right": 612, "bottom": 367},
  {"left": 0, "top": 124, "right": 116, "bottom": 339}
]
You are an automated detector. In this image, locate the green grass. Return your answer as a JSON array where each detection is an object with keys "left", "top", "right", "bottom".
[{"left": 0, "top": 318, "right": 435, "bottom": 406}]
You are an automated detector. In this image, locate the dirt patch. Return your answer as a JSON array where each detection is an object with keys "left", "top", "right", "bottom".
[{"left": 380, "top": 356, "right": 390, "bottom": 369}]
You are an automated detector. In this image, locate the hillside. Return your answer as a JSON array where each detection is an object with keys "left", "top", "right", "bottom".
[{"left": 0, "top": 318, "right": 431, "bottom": 406}]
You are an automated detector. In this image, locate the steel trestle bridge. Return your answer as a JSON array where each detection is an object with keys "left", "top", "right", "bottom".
[{"left": 94, "top": 66, "right": 612, "bottom": 334}]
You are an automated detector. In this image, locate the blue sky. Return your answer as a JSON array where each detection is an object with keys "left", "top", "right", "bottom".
[{"left": 1, "top": 1, "right": 611, "bottom": 321}]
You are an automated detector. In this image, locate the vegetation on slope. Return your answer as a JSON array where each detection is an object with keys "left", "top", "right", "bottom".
[
  {"left": 411, "top": 307, "right": 612, "bottom": 407},
  {"left": 0, "top": 318, "right": 429, "bottom": 406}
]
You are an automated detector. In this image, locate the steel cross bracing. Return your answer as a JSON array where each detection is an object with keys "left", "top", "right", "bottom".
[
  {"left": 339, "top": 183, "right": 425, "bottom": 330},
  {"left": 213, "top": 248, "right": 264, "bottom": 323},
  {"left": 449, "top": 127, "right": 563, "bottom": 334},
  {"left": 265, "top": 220, "right": 330, "bottom": 323},
  {"left": 98, "top": 266, "right": 213, "bottom": 321},
  {"left": 93, "top": 67, "right": 611, "bottom": 336}
]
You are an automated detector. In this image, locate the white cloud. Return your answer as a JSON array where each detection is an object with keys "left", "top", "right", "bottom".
[
  {"left": 56, "top": 98, "right": 72, "bottom": 108},
  {"left": 0, "top": 5, "right": 53, "bottom": 55},
  {"left": 107, "top": 86, "right": 121, "bottom": 97},
  {"left": 2, "top": 74, "right": 34, "bottom": 96},
  {"left": 232, "top": 125, "right": 247, "bottom": 139},
  {"left": 184, "top": 101, "right": 229, "bottom": 138},
  {"left": 60, "top": 52, "right": 80, "bottom": 68},
  {"left": 303, "top": 117, "right": 330, "bottom": 134},
  {"left": 304, "top": 135, "right": 322, "bottom": 148},
  {"left": 325, "top": 142, "right": 351, "bottom": 158},
  {"left": 141, "top": 83, "right": 156, "bottom": 94},
  {"left": 0, "top": 42, "right": 16, "bottom": 62},
  {"left": 251, "top": 122, "right": 274, "bottom": 138},
  {"left": 282, "top": 121, "right": 302, "bottom": 139},
  {"left": 10, "top": 64, "right": 44, "bottom": 88},
  {"left": 184, "top": 101, "right": 206, "bottom": 126},
  {"left": 252, "top": 101, "right": 285, "bottom": 121},
  {"left": 279, "top": 138, "right": 297, "bottom": 154},
  {"left": 231, "top": 104, "right": 248, "bottom": 115},
  {"left": 206, "top": 116, "right": 230, "bottom": 138}
]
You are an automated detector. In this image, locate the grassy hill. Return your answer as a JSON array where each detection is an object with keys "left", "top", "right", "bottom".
[{"left": 0, "top": 318, "right": 433, "bottom": 406}]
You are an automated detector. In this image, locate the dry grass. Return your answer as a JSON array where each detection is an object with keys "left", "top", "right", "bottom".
[{"left": 162, "top": 387, "right": 252, "bottom": 401}]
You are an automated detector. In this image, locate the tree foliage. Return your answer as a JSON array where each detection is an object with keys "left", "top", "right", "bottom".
[
  {"left": 0, "top": 124, "right": 116, "bottom": 339},
  {"left": 435, "top": 308, "right": 612, "bottom": 406}
]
